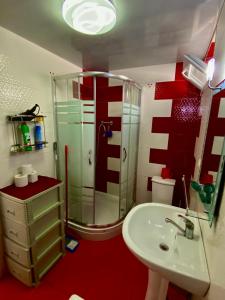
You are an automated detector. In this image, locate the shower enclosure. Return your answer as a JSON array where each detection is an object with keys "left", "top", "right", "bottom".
[{"left": 52, "top": 72, "right": 141, "bottom": 240}]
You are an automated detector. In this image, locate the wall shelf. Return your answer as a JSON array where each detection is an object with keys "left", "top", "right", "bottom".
[
  {"left": 10, "top": 142, "right": 48, "bottom": 153},
  {"left": 7, "top": 114, "right": 47, "bottom": 153}
]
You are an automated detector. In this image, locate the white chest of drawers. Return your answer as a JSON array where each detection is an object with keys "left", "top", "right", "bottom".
[{"left": 0, "top": 176, "right": 65, "bottom": 286}]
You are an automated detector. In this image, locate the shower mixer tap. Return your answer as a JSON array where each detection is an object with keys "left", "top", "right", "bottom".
[
  {"left": 88, "top": 150, "right": 92, "bottom": 165},
  {"left": 100, "top": 121, "right": 113, "bottom": 125}
]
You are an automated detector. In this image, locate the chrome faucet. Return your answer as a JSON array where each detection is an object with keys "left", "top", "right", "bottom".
[{"left": 165, "top": 214, "right": 194, "bottom": 239}]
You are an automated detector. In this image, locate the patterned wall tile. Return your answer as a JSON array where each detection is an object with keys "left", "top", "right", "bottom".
[
  {"left": 138, "top": 62, "right": 201, "bottom": 207},
  {"left": 107, "top": 157, "right": 120, "bottom": 172}
]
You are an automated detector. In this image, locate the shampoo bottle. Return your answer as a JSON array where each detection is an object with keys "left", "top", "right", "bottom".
[{"left": 34, "top": 116, "right": 43, "bottom": 149}]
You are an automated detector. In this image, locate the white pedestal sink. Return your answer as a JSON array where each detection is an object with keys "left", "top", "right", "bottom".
[{"left": 122, "top": 203, "right": 210, "bottom": 300}]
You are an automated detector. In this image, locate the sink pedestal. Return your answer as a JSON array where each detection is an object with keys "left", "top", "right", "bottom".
[{"left": 145, "top": 269, "right": 169, "bottom": 300}]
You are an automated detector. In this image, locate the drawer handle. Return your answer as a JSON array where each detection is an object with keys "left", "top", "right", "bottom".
[
  {"left": 12, "top": 268, "right": 20, "bottom": 276},
  {"left": 7, "top": 209, "right": 15, "bottom": 216},
  {"left": 10, "top": 251, "right": 19, "bottom": 258},
  {"left": 9, "top": 230, "right": 18, "bottom": 237}
]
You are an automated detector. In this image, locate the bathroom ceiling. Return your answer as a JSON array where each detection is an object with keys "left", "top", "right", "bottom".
[{"left": 0, "top": 0, "right": 223, "bottom": 70}]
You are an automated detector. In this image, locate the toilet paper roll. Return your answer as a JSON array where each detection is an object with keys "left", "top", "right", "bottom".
[
  {"left": 14, "top": 174, "right": 28, "bottom": 187},
  {"left": 21, "top": 164, "right": 33, "bottom": 175},
  {"left": 28, "top": 170, "right": 38, "bottom": 183}
]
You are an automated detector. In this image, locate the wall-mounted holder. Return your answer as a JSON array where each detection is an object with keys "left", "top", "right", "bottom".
[{"left": 7, "top": 114, "right": 48, "bottom": 153}]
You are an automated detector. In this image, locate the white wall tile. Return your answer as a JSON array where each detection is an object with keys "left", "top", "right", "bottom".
[
  {"left": 107, "top": 131, "right": 121, "bottom": 145},
  {"left": 212, "top": 136, "right": 224, "bottom": 155},
  {"left": 137, "top": 143, "right": 165, "bottom": 178},
  {"left": 107, "top": 157, "right": 120, "bottom": 172},
  {"left": 136, "top": 85, "right": 171, "bottom": 202},
  {"left": 0, "top": 148, "right": 55, "bottom": 188},
  {"left": 136, "top": 176, "right": 152, "bottom": 203},
  {"left": 147, "top": 163, "right": 166, "bottom": 177},
  {"left": 148, "top": 133, "right": 169, "bottom": 149},
  {"left": 218, "top": 98, "right": 225, "bottom": 118},
  {"left": 150, "top": 99, "right": 173, "bottom": 118},
  {"left": 108, "top": 102, "right": 122, "bottom": 117},
  {"left": 137, "top": 144, "right": 151, "bottom": 174},
  {"left": 107, "top": 182, "right": 119, "bottom": 196},
  {"left": 0, "top": 26, "right": 81, "bottom": 189}
]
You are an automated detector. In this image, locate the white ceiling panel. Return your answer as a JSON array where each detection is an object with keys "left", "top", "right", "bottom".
[{"left": 0, "top": 0, "right": 223, "bottom": 70}]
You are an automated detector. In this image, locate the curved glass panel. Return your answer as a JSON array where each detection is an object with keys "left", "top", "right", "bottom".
[{"left": 53, "top": 73, "right": 141, "bottom": 228}]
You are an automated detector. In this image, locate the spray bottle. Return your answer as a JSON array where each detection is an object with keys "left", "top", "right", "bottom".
[{"left": 20, "top": 122, "right": 32, "bottom": 151}]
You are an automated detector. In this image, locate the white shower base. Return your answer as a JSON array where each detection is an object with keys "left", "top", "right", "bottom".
[
  {"left": 68, "top": 191, "right": 124, "bottom": 241},
  {"left": 95, "top": 191, "right": 119, "bottom": 225}
]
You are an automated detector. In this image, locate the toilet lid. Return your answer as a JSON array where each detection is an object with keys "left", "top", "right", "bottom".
[{"left": 151, "top": 176, "right": 176, "bottom": 186}]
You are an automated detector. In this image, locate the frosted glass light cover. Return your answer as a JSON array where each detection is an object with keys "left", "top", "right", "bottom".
[
  {"left": 62, "top": 0, "right": 117, "bottom": 35},
  {"left": 206, "top": 58, "right": 215, "bottom": 81}
]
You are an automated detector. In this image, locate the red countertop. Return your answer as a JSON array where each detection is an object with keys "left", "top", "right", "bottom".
[{"left": 0, "top": 176, "right": 62, "bottom": 200}]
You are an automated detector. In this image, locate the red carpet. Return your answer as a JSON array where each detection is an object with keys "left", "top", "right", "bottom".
[{"left": 0, "top": 235, "right": 188, "bottom": 300}]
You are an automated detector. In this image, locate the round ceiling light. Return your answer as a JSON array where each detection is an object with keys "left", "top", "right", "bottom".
[{"left": 62, "top": 0, "right": 117, "bottom": 35}]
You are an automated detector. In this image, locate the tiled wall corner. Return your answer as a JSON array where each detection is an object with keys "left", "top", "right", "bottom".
[
  {"left": 108, "top": 102, "right": 123, "bottom": 117},
  {"left": 107, "top": 157, "right": 120, "bottom": 172},
  {"left": 107, "top": 182, "right": 119, "bottom": 196}
]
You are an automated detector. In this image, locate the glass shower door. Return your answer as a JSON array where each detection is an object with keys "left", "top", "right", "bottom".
[
  {"left": 126, "top": 86, "right": 140, "bottom": 210},
  {"left": 119, "top": 83, "right": 140, "bottom": 218},
  {"left": 119, "top": 82, "right": 131, "bottom": 219},
  {"left": 54, "top": 77, "right": 95, "bottom": 225},
  {"left": 56, "top": 99, "right": 83, "bottom": 223}
]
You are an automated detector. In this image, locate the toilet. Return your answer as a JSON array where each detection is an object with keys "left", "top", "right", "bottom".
[{"left": 151, "top": 176, "right": 176, "bottom": 205}]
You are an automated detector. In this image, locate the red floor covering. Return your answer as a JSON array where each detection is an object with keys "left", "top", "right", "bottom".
[{"left": 0, "top": 235, "right": 188, "bottom": 300}]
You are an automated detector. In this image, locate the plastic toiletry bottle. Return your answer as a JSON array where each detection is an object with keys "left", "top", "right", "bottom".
[
  {"left": 34, "top": 116, "right": 43, "bottom": 149},
  {"left": 20, "top": 122, "right": 32, "bottom": 151}
]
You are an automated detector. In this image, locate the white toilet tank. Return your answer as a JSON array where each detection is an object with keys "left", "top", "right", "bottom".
[{"left": 151, "top": 176, "right": 176, "bottom": 205}]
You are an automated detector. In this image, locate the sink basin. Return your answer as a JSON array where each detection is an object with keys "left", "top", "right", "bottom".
[{"left": 122, "top": 203, "right": 210, "bottom": 297}]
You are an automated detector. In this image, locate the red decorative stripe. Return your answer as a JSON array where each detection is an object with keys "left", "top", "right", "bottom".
[
  {"left": 155, "top": 81, "right": 199, "bottom": 100},
  {"left": 147, "top": 177, "right": 152, "bottom": 191},
  {"left": 149, "top": 149, "right": 168, "bottom": 164},
  {"left": 152, "top": 117, "right": 172, "bottom": 133},
  {"left": 107, "top": 170, "right": 120, "bottom": 183}
]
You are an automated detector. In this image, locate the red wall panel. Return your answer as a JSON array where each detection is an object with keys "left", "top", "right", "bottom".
[
  {"left": 148, "top": 63, "right": 201, "bottom": 207},
  {"left": 201, "top": 91, "right": 225, "bottom": 178}
]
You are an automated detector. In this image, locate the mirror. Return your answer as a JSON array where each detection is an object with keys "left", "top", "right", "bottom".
[
  {"left": 189, "top": 3, "right": 225, "bottom": 224},
  {"left": 195, "top": 88, "right": 225, "bottom": 224}
]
